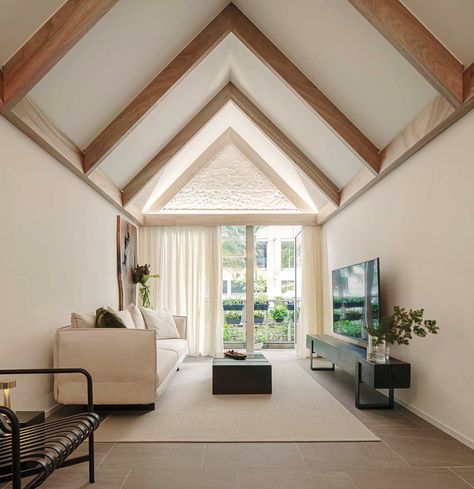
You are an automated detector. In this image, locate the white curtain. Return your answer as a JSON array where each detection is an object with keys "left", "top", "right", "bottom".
[
  {"left": 296, "top": 225, "right": 323, "bottom": 357},
  {"left": 139, "top": 226, "right": 224, "bottom": 357}
]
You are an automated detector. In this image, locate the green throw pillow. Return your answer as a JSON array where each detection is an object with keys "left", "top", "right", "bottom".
[{"left": 95, "top": 307, "right": 127, "bottom": 328}]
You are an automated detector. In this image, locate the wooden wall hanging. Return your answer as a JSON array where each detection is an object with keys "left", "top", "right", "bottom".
[{"left": 116, "top": 215, "right": 137, "bottom": 310}]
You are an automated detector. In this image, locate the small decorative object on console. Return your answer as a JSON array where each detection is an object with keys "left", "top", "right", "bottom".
[
  {"left": 0, "top": 379, "right": 16, "bottom": 409},
  {"left": 224, "top": 350, "right": 247, "bottom": 360}
]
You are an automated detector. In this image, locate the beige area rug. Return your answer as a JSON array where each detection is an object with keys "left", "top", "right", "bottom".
[{"left": 95, "top": 355, "right": 378, "bottom": 442}]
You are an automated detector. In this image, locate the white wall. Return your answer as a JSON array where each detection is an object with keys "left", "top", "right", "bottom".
[
  {"left": 0, "top": 117, "right": 124, "bottom": 412},
  {"left": 322, "top": 111, "right": 474, "bottom": 448}
]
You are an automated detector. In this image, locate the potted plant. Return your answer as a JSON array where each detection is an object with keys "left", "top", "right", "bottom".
[
  {"left": 254, "top": 294, "right": 269, "bottom": 310},
  {"left": 286, "top": 299, "right": 295, "bottom": 311},
  {"left": 254, "top": 310, "right": 265, "bottom": 324},
  {"left": 132, "top": 264, "right": 159, "bottom": 308},
  {"left": 366, "top": 306, "right": 438, "bottom": 363},
  {"left": 270, "top": 304, "right": 288, "bottom": 323},
  {"left": 224, "top": 311, "right": 242, "bottom": 325},
  {"left": 223, "top": 298, "right": 244, "bottom": 311}
]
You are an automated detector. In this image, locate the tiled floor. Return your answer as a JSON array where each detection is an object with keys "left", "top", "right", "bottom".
[{"left": 3, "top": 353, "right": 474, "bottom": 488}]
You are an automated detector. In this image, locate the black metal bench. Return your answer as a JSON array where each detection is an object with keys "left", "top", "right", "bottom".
[{"left": 0, "top": 368, "right": 99, "bottom": 489}]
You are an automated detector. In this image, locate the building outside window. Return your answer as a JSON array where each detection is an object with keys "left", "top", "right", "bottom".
[
  {"left": 256, "top": 240, "right": 268, "bottom": 269},
  {"left": 281, "top": 240, "right": 295, "bottom": 269}
]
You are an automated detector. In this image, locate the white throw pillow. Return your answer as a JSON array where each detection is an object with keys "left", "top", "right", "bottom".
[
  {"left": 71, "top": 311, "right": 96, "bottom": 328},
  {"left": 126, "top": 303, "right": 146, "bottom": 329},
  {"left": 108, "top": 307, "right": 135, "bottom": 329},
  {"left": 141, "top": 308, "right": 180, "bottom": 339}
]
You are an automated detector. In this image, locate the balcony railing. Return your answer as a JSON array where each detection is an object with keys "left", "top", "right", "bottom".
[{"left": 223, "top": 298, "right": 299, "bottom": 347}]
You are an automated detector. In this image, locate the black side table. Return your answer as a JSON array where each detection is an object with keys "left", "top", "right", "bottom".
[{"left": 16, "top": 411, "right": 45, "bottom": 427}]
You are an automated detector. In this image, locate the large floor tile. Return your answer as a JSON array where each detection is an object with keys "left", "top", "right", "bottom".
[
  {"left": 451, "top": 467, "right": 474, "bottom": 487},
  {"left": 297, "top": 441, "right": 408, "bottom": 469},
  {"left": 122, "top": 465, "right": 238, "bottom": 489},
  {"left": 346, "top": 467, "right": 472, "bottom": 489},
  {"left": 376, "top": 429, "right": 474, "bottom": 467},
  {"left": 39, "top": 465, "right": 131, "bottom": 489},
  {"left": 204, "top": 443, "right": 305, "bottom": 468},
  {"left": 100, "top": 442, "right": 205, "bottom": 469},
  {"left": 237, "top": 467, "right": 354, "bottom": 489}
]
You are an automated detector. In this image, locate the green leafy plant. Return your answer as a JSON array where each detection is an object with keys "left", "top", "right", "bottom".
[
  {"left": 132, "top": 264, "right": 159, "bottom": 308},
  {"left": 254, "top": 294, "right": 268, "bottom": 305},
  {"left": 254, "top": 310, "right": 265, "bottom": 318},
  {"left": 223, "top": 298, "right": 244, "bottom": 306},
  {"left": 225, "top": 311, "right": 242, "bottom": 320},
  {"left": 366, "top": 306, "right": 438, "bottom": 345},
  {"left": 270, "top": 304, "right": 288, "bottom": 323}
]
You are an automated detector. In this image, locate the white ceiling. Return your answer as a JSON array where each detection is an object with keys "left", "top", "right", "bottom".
[
  {"left": 28, "top": 0, "right": 228, "bottom": 147},
  {"left": 3, "top": 0, "right": 474, "bottom": 219},
  {"left": 402, "top": 0, "right": 474, "bottom": 66},
  {"left": 0, "top": 0, "right": 66, "bottom": 64},
  {"left": 234, "top": 0, "right": 438, "bottom": 148},
  {"left": 141, "top": 102, "right": 328, "bottom": 214}
]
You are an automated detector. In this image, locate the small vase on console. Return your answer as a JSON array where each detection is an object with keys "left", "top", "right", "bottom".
[{"left": 367, "top": 335, "right": 386, "bottom": 363}]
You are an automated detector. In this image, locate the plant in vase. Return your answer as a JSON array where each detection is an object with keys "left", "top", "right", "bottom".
[
  {"left": 366, "top": 306, "right": 438, "bottom": 363},
  {"left": 132, "top": 264, "right": 160, "bottom": 308}
]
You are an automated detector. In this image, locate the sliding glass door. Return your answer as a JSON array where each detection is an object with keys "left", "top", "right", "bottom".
[{"left": 222, "top": 225, "right": 301, "bottom": 351}]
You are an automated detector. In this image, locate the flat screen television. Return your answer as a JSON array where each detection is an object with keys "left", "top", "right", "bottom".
[{"left": 332, "top": 258, "right": 380, "bottom": 342}]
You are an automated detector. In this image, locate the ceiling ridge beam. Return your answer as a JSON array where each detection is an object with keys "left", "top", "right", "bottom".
[
  {"left": 147, "top": 130, "right": 231, "bottom": 213},
  {"left": 121, "top": 83, "right": 233, "bottom": 206},
  {"left": 83, "top": 3, "right": 234, "bottom": 174},
  {"left": 3, "top": 0, "right": 119, "bottom": 108},
  {"left": 228, "top": 3, "right": 380, "bottom": 173},
  {"left": 347, "top": 0, "right": 463, "bottom": 108},
  {"left": 229, "top": 84, "right": 340, "bottom": 206},
  {"left": 228, "top": 128, "right": 314, "bottom": 213}
]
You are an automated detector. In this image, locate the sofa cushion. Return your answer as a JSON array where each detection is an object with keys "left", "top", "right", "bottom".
[
  {"left": 95, "top": 307, "right": 126, "bottom": 328},
  {"left": 141, "top": 308, "right": 180, "bottom": 339},
  {"left": 157, "top": 339, "right": 188, "bottom": 359},
  {"left": 127, "top": 303, "right": 146, "bottom": 329},
  {"left": 108, "top": 307, "right": 135, "bottom": 329},
  {"left": 71, "top": 311, "right": 96, "bottom": 328},
  {"left": 156, "top": 349, "right": 179, "bottom": 387}
]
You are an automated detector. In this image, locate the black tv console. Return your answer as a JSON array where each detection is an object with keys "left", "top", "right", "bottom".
[{"left": 306, "top": 334, "right": 411, "bottom": 409}]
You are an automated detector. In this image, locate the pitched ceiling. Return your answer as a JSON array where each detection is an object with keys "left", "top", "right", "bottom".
[{"left": 1, "top": 0, "right": 473, "bottom": 226}]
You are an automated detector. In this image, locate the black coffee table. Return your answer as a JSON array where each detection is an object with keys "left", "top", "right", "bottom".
[{"left": 212, "top": 353, "right": 272, "bottom": 394}]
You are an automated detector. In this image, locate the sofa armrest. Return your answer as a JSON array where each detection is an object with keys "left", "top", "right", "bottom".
[
  {"left": 173, "top": 316, "right": 187, "bottom": 339},
  {"left": 54, "top": 327, "right": 157, "bottom": 403}
]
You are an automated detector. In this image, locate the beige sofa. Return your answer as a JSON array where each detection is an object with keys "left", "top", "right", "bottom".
[{"left": 54, "top": 316, "right": 187, "bottom": 407}]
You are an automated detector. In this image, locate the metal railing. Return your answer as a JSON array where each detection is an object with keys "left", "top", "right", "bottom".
[{"left": 223, "top": 298, "right": 299, "bottom": 346}]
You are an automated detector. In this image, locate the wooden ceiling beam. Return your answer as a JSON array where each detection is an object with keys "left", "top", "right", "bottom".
[
  {"left": 2, "top": 0, "right": 119, "bottom": 108},
  {"left": 122, "top": 82, "right": 341, "bottom": 208},
  {"left": 464, "top": 63, "right": 474, "bottom": 102},
  {"left": 121, "top": 84, "right": 232, "bottom": 206},
  {"left": 0, "top": 98, "right": 143, "bottom": 225},
  {"left": 84, "top": 3, "right": 379, "bottom": 174},
  {"left": 146, "top": 131, "right": 230, "bottom": 212},
  {"left": 229, "top": 3, "right": 380, "bottom": 173},
  {"left": 228, "top": 129, "right": 315, "bottom": 213},
  {"left": 83, "top": 3, "right": 234, "bottom": 174},
  {"left": 229, "top": 84, "right": 340, "bottom": 206},
  {"left": 318, "top": 94, "right": 474, "bottom": 224},
  {"left": 347, "top": 0, "right": 463, "bottom": 108}
]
